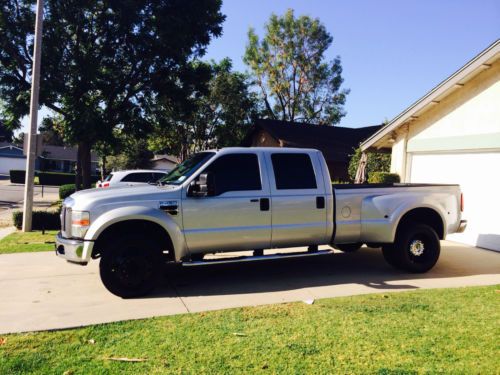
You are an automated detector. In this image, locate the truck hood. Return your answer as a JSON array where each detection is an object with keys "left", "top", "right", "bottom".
[{"left": 65, "top": 184, "right": 181, "bottom": 211}]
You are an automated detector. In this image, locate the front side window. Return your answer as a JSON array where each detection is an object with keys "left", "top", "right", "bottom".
[
  {"left": 159, "top": 152, "right": 215, "bottom": 185},
  {"left": 202, "top": 153, "right": 261, "bottom": 195},
  {"left": 271, "top": 153, "right": 317, "bottom": 190}
]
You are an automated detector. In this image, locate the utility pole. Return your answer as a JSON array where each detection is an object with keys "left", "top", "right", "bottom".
[{"left": 22, "top": 0, "right": 44, "bottom": 232}]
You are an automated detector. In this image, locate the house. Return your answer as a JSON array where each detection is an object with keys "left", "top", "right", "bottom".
[
  {"left": 242, "top": 119, "right": 382, "bottom": 181},
  {"left": 151, "top": 154, "right": 178, "bottom": 171},
  {"left": 361, "top": 40, "right": 500, "bottom": 251},
  {"left": 0, "top": 142, "right": 99, "bottom": 175},
  {"left": 0, "top": 142, "right": 25, "bottom": 174}
]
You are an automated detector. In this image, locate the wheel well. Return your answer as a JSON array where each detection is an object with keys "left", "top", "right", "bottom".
[
  {"left": 92, "top": 220, "right": 174, "bottom": 260},
  {"left": 397, "top": 208, "right": 444, "bottom": 239}
]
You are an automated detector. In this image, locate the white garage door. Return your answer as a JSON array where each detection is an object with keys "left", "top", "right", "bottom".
[
  {"left": 0, "top": 157, "right": 26, "bottom": 175},
  {"left": 410, "top": 152, "right": 500, "bottom": 251}
]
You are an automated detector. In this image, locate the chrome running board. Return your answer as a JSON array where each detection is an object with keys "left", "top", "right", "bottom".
[{"left": 182, "top": 249, "right": 333, "bottom": 267}]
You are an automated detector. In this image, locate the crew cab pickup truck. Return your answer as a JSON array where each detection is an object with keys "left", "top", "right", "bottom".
[{"left": 56, "top": 147, "right": 467, "bottom": 297}]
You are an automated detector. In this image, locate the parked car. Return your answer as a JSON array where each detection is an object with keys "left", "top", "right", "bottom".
[
  {"left": 56, "top": 147, "right": 466, "bottom": 297},
  {"left": 96, "top": 169, "right": 168, "bottom": 188}
]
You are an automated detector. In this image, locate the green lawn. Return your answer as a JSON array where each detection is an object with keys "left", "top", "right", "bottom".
[
  {"left": 1, "top": 285, "right": 498, "bottom": 374},
  {"left": 0, "top": 230, "right": 57, "bottom": 254}
]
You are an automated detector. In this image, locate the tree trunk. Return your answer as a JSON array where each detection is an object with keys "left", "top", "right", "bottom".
[
  {"left": 79, "top": 141, "right": 92, "bottom": 189},
  {"left": 75, "top": 146, "right": 82, "bottom": 191}
]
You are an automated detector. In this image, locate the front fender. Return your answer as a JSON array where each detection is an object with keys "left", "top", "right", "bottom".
[
  {"left": 82, "top": 205, "right": 187, "bottom": 262},
  {"left": 361, "top": 192, "right": 451, "bottom": 243}
]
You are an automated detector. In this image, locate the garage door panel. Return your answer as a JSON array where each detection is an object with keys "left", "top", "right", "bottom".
[
  {"left": 0, "top": 157, "right": 26, "bottom": 175},
  {"left": 410, "top": 152, "right": 500, "bottom": 251}
]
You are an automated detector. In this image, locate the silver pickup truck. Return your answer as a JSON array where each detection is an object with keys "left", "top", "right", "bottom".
[{"left": 56, "top": 147, "right": 466, "bottom": 297}]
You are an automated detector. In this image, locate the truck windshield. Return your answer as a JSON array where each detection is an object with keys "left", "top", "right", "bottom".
[{"left": 158, "top": 152, "right": 216, "bottom": 186}]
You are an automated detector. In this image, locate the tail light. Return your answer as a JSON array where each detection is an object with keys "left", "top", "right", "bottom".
[
  {"left": 460, "top": 193, "right": 464, "bottom": 212},
  {"left": 103, "top": 182, "right": 110, "bottom": 188}
]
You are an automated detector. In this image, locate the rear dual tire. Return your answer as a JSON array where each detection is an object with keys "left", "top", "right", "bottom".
[{"left": 383, "top": 223, "right": 440, "bottom": 273}]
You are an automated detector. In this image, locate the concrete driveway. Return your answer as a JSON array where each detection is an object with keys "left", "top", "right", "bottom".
[{"left": 0, "top": 241, "right": 499, "bottom": 334}]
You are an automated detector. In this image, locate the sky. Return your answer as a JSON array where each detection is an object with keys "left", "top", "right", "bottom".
[
  {"left": 203, "top": 0, "right": 500, "bottom": 127},
  {"left": 19, "top": 0, "right": 500, "bottom": 133}
]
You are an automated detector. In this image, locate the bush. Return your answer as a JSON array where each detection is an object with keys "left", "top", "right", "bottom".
[
  {"left": 9, "top": 170, "right": 26, "bottom": 184},
  {"left": 368, "top": 172, "right": 401, "bottom": 184},
  {"left": 38, "top": 172, "right": 99, "bottom": 186},
  {"left": 59, "top": 184, "right": 76, "bottom": 199},
  {"left": 12, "top": 210, "right": 61, "bottom": 230},
  {"left": 348, "top": 147, "right": 391, "bottom": 182}
]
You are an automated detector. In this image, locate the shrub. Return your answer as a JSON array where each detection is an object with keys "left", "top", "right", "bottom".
[
  {"left": 38, "top": 172, "right": 99, "bottom": 186},
  {"left": 59, "top": 184, "right": 76, "bottom": 199},
  {"left": 348, "top": 147, "right": 391, "bottom": 182},
  {"left": 9, "top": 170, "right": 26, "bottom": 184},
  {"left": 12, "top": 210, "right": 61, "bottom": 230},
  {"left": 368, "top": 172, "right": 401, "bottom": 184}
]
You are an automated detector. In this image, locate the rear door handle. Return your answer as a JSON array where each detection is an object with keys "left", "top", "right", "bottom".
[
  {"left": 250, "top": 199, "right": 259, "bottom": 202},
  {"left": 260, "top": 198, "right": 270, "bottom": 211},
  {"left": 316, "top": 196, "right": 325, "bottom": 209}
]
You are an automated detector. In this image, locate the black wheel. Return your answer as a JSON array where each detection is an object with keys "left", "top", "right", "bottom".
[
  {"left": 382, "top": 244, "right": 399, "bottom": 267},
  {"left": 191, "top": 253, "right": 205, "bottom": 261},
  {"left": 335, "top": 243, "right": 363, "bottom": 253},
  {"left": 99, "top": 236, "right": 162, "bottom": 298},
  {"left": 390, "top": 224, "right": 440, "bottom": 273}
]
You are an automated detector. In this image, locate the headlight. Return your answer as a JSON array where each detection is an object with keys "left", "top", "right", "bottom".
[{"left": 71, "top": 211, "right": 90, "bottom": 238}]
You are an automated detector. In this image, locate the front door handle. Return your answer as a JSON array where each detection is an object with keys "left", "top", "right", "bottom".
[{"left": 260, "top": 198, "right": 270, "bottom": 211}]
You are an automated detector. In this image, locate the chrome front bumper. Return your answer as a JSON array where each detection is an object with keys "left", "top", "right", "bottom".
[
  {"left": 55, "top": 231, "right": 88, "bottom": 265},
  {"left": 456, "top": 220, "right": 467, "bottom": 233}
]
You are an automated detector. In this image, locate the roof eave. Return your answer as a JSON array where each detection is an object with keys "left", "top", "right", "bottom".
[{"left": 361, "top": 39, "right": 500, "bottom": 152}]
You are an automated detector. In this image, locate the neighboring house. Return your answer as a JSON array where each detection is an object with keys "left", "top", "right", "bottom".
[
  {"left": 0, "top": 142, "right": 26, "bottom": 174},
  {"left": 39, "top": 145, "right": 99, "bottom": 174},
  {"left": 151, "top": 154, "right": 178, "bottom": 171},
  {"left": 0, "top": 142, "right": 99, "bottom": 175},
  {"left": 242, "top": 119, "right": 382, "bottom": 181},
  {"left": 361, "top": 40, "right": 500, "bottom": 251}
]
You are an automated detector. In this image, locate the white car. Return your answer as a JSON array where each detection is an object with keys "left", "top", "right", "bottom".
[{"left": 97, "top": 169, "right": 168, "bottom": 188}]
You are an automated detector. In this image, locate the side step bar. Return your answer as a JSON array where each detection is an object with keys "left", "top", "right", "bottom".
[{"left": 182, "top": 249, "right": 333, "bottom": 267}]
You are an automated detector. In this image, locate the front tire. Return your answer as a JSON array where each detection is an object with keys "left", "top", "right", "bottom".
[
  {"left": 99, "top": 236, "right": 162, "bottom": 298},
  {"left": 389, "top": 224, "right": 441, "bottom": 273}
]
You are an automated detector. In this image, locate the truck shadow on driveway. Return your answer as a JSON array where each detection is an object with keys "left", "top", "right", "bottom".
[{"left": 147, "top": 243, "right": 500, "bottom": 299}]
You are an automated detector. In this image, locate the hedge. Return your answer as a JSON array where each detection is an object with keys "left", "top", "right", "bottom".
[
  {"left": 368, "top": 172, "right": 401, "bottom": 184},
  {"left": 59, "top": 184, "right": 76, "bottom": 199},
  {"left": 9, "top": 170, "right": 27, "bottom": 184},
  {"left": 12, "top": 210, "right": 61, "bottom": 230},
  {"left": 38, "top": 172, "right": 99, "bottom": 186}
]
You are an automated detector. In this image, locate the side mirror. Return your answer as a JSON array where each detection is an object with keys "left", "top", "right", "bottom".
[{"left": 188, "top": 172, "right": 214, "bottom": 197}]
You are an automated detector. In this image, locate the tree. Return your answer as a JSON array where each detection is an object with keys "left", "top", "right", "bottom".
[
  {"left": 149, "top": 58, "right": 261, "bottom": 160},
  {"left": 0, "top": 0, "right": 224, "bottom": 188},
  {"left": 106, "top": 136, "right": 153, "bottom": 172},
  {"left": 0, "top": 120, "right": 13, "bottom": 142},
  {"left": 244, "top": 9, "right": 349, "bottom": 125},
  {"left": 348, "top": 147, "right": 391, "bottom": 182}
]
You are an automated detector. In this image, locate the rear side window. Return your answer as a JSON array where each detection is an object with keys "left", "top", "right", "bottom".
[
  {"left": 203, "top": 154, "right": 261, "bottom": 195},
  {"left": 152, "top": 173, "right": 166, "bottom": 181},
  {"left": 121, "top": 172, "right": 153, "bottom": 183},
  {"left": 271, "top": 153, "right": 317, "bottom": 190}
]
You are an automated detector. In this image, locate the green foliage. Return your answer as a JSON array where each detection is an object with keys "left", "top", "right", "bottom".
[
  {"left": 149, "top": 58, "right": 260, "bottom": 160},
  {"left": 59, "top": 184, "right": 76, "bottom": 199},
  {"left": 244, "top": 9, "right": 349, "bottom": 125},
  {"left": 368, "top": 172, "right": 401, "bottom": 184},
  {"left": 0, "top": 286, "right": 498, "bottom": 373},
  {"left": 0, "top": 0, "right": 225, "bottom": 187},
  {"left": 106, "top": 137, "right": 154, "bottom": 171},
  {"left": 12, "top": 210, "right": 61, "bottom": 230},
  {"left": 348, "top": 147, "right": 392, "bottom": 181}
]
